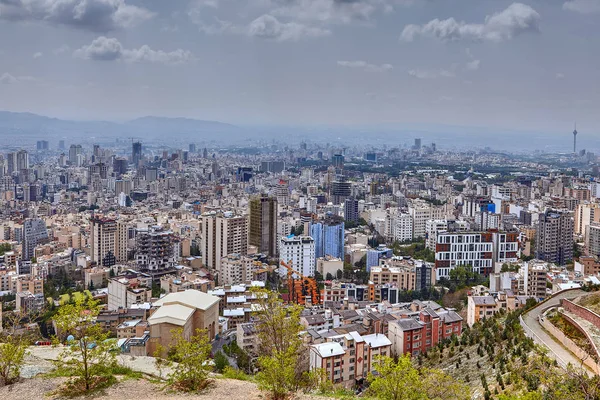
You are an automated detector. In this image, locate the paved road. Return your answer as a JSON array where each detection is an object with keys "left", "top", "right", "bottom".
[
  {"left": 521, "top": 289, "right": 588, "bottom": 370},
  {"left": 211, "top": 330, "right": 238, "bottom": 369}
]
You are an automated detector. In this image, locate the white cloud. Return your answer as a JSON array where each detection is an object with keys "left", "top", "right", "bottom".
[
  {"left": 53, "top": 45, "right": 71, "bottom": 55},
  {"left": 73, "top": 36, "right": 193, "bottom": 64},
  {"left": 563, "top": 0, "right": 600, "bottom": 14},
  {"left": 465, "top": 59, "right": 480, "bottom": 70},
  {"left": 248, "top": 14, "right": 330, "bottom": 41},
  {"left": 400, "top": 3, "right": 541, "bottom": 42},
  {"left": 0, "top": 73, "right": 37, "bottom": 84},
  {"left": 0, "top": 0, "right": 155, "bottom": 32},
  {"left": 337, "top": 60, "right": 393, "bottom": 72},
  {"left": 33, "top": 52, "right": 43, "bottom": 59},
  {"left": 408, "top": 69, "right": 455, "bottom": 79},
  {"left": 0, "top": 73, "right": 17, "bottom": 84}
]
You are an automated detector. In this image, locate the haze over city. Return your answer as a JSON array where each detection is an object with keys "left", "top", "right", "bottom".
[
  {"left": 1, "top": 0, "right": 599, "bottom": 146},
  {"left": 1, "top": 1, "right": 600, "bottom": 400}
]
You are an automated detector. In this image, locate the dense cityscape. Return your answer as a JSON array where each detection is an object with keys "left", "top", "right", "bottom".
[
  {"left": 0, "top": 130, "right": 598, "bottom": 399},
  {"left": 2, "top": 0, "right": 600, "bottom": 399}
]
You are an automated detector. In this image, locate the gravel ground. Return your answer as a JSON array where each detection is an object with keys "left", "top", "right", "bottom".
[{"left": 0, "top": 376, "right": 335, "bottom": 400}]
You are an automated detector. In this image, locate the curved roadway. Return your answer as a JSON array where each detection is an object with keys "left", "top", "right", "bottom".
[{"left": 521, "top": 289, "right": 590, "bottom": 371}]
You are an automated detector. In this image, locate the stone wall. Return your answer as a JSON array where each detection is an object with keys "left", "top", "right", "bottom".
[
  {"left": 541, "top": 308, "right": 600, "bottom": 374},
  {"left": 561, "top": 298, "right": 600, "bottom": 330}
]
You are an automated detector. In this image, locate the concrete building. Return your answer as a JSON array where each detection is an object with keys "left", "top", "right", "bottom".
[
  {"left": 309, "top": 331, "right": 391, "bottom": 387},
  {"left": 200, "top": 212, "right": 248, "bottom": 271},
  {"left": 90, "top": 217, "right": 117, "bottom": 267},
  {"left": 434, "top": 231, "right": 519, "bottom": 279},
  {"left": 523, "top": 261, "right": 548, "bottom": 301},
  {"left": 344, "top": 198, "right": 359, "bottom": 224},
  {"left": 467, "top": 295, "right": 497, "bottom": 326},
  {"left": 249, "top": 195, "right": 278, "bottom": 257},
  {"left": 388, "top": 304, "right": 462, "bottom": 356},
  {"left": 22, "top": 218, "right": 48, "bottom": 263},
  {"left": 219, "top": 253, "right": 268, "bottom": 286},
  {"left": 135, "top": 226, "right": 176, "bottom": 272},
  {"left": 310, "top": 219, "right": 345, "bottom": 259},
  {"left": 586, "top": 223, "right": 600, "bottom": 258},
  {"left": 536, "top": 209, "right": 574, "bottom": 265},
  {"left": 107, "top": 277, "right": 152, "bottom": 311},
  {"left": 148, "top": 290, "right": 221, "bottom": 356},
  {"left": 280, "top": 235, "right": 316, "bottom": 277},
  {"left": 316, "top": 256, "right": 344, "bottom": 279}
]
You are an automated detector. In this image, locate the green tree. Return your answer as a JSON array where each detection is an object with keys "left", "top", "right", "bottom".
[
  {"left": 213, "top": 350, "right": 229, "bottom": 373},
  {"left": 165, "top": 328, "right": 213, "bottom": 392},
  {"left": 53, "top": 298, "right": 116, "bottom": 393},
  {"left": 0, "top": 312, "right": 31, "bottom": 385},
  {"left": 253, "top": 289, "right": 307, "bottom": 400},
  {"left": 368, "top": 355, "right": 425, "bottom": 400}
]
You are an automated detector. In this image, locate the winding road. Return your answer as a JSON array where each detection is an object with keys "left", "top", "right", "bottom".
[{"left": 520, "top": 289, "right": 589, "bottom": 370}]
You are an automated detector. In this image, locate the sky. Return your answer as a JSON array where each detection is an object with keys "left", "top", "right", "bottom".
[{"left": 0, "top": 0, "right": 598, "bottom": 134}]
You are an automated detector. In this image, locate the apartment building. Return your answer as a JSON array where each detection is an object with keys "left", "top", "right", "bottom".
[
  {"left": 90, "top": 217, "right": 117, "bottom": 267},
  {"left": 309, "top": 331, "right": 391, "bottom": 387},
  {"left": 135, "top": 226, "right": 177, "bottom": 272},
  {"left": 536, "top": 209, "right": 574, "bottom": 266},
  {"left": 523, "top": 261, "right": 548, "bottom": 300},
  {"left": 388, "top": 305, "right": 462, "bottom": 356},
  {"left": 107, "top": 277, "right": 152, "bottom": 311},
  {"left": 466, "top": 295, "right": 497, "bottom": 326},
  {"left": 435, "top": 230, "right": 519, "bottom": 278},
  {"left": 279, "top": 235, "right": 316, "bottom": 277},
  {"left": 200, "top": 211, "right": 248, "bottom": 271},
  {"left": 219, "top": 253, "right": 269, "bottom": 286}
]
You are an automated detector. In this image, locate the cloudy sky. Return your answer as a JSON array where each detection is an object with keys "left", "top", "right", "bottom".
[{"left": 0, "top": 0, "right": 598, "bottom": 133}]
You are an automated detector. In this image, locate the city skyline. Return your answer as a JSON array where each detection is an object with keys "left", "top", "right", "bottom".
[{"left": 0, "top": 0, "right": 598, "bottom": 134}]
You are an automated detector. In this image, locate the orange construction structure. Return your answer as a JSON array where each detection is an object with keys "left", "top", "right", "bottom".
[{"left": 280, "top": 260, "right": 321, "bottom": 306}]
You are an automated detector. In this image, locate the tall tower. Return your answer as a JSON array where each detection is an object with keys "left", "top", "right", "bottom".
[{"left": 573, "top": 123, "right": 578, "bottom": 154}]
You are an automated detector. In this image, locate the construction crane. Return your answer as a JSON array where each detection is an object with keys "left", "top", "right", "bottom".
[{"left": 279, "top": 260, "right": 321, "bottom": 306}]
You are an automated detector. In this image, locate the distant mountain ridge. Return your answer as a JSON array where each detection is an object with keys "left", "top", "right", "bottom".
[{"left": 0, "top": 111, "right": 240, "bottom": 141}]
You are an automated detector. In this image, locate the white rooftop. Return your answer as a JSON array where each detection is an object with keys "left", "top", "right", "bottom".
[
  {"left": 147, "top": 303, "right": 194, "bottom": 326},
  {"left": 363, "top": 333, "right": 392, "bottom": 348},
  {"left": 313, "top": 342, "right": 345, "bottom": 358},
  {"left": 153, "top": 289, "right": 220, "bottom": 311}
]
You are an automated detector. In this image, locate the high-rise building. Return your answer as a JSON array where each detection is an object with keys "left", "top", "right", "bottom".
[
  {"left": 36, "top": 140, "right": 49, "bottom": 151},
  {"left": 200, "top": 212, "right": 248, "bottom": 271},
  {"left": 22, "top": 218, "right": 48, "bottom": 262},
  {"left": 536, "top": 209, "right": 574, "bottom": 265},
  {"left": 586, "top": 223, "right": 600, "bottom": 258},
  {"left": 275, "top": 180, "right": 289, "bottom": 207},
  {"left": 113, "top": 157, "right": 128, "bottom": 176},
  {"left": 414, "top": 138, "right": 422, "bottom": 150},
  {"left": 249, "top": 195, "right": 278, "bottom": 257},
  {"left": 6, "top": 152, "right": 16, "bottom": 174},
  {"left": 310, "top": 219, "right": 345, "bottom": 259},
  {"left": 331, "top": 179, "right": 351, "bottom": 205},
  {"left": 68, "top": 144, "right": 82, "bottom": 166},
  {"left": 90, "top": 217, "right": 117, "bottom": 267},
  {"left": 132, "top": 141, "right": 142, "bottom": 167},
  {"left": 135, "top": 226, "right": 176, "bottom": 272},
  {"left": 16, "top": 150, "right": 29, "bottom": 171},
  {"left": 344, "top": 198, "right": 359, "bottom": 223},
  {"left": 332, "top": 154, "right": 344, "bottom": 169},
  {"left": 435, "top": 231, "right": 519, "bottom": 278},
  {"left": 280, "top": 235, "right": 316, "bottom": 277},
  {"left": 189, "top": 143, "right": 196, "bottom": 153},
  {"left": 203, "top": 147, "right": 208, "bottom": 159},
  {"left": 58, "top": 140, "right": 65, "bottom": 150}
]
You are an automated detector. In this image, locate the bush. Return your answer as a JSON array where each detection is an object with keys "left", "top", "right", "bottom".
[{"left": 222, "top": 366, "right": 251, "bottom": 381}]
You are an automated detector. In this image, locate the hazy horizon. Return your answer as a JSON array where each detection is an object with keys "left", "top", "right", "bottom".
[{"left": 1, "top": 0, "right": 598, "bottom": 134}]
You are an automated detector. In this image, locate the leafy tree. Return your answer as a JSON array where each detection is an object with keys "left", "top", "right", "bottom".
[
  {"left": 165, "top": 328, "right": 212, "bottom": 392},
  {"left": 336, "top": 269, "right": 343, "bottom": 280},
  {"left": 368, "top": 355, "right": 469, "bottom": 400},
  {"left": 325, "top": 272, "right": 333, "bottom": 281},
  {"left": 0, "top": 312, "right": 32, "bottom": 385},
  {"left": 368, "top": 355, "right": 424, "bottom": 400},
  {"left": 213, "top": 350, "right": 229, "bottom": 373},
  {"left": 53, "top": 298, "right": 116, "bottom": 393},
  {"left": 253, "top": 289, "right": 307, "bottom": 400}
]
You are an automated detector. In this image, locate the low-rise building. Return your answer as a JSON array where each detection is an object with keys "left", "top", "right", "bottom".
[{"left": 309, "top": 331, "right": 392, "bottom": 387}]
